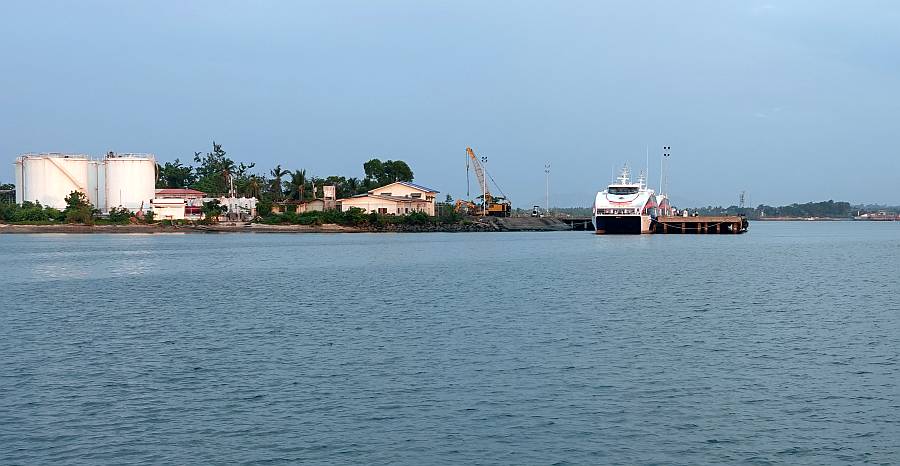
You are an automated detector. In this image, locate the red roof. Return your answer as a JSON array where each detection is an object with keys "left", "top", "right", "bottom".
[{"left": 155, "top": 188, "right": 206, "bottom": 197}]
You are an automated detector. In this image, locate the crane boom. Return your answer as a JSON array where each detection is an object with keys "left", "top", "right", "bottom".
[{"left": 466, "top": 147, "right": 492, "bottom": 202}]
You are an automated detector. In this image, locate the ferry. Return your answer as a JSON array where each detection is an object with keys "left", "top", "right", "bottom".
[{"left": 593, "top": 165, "right": 669, "bottom": 234}]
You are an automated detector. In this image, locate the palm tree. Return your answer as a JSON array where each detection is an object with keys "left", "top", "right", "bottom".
[
  {"left": 246, "top": 175, "right": 262, "bottom": 199},
  {"left": 346, "top": 177, "right": 360, "bottom": 196},
  {"left": 221, "top": 159, "right": 236, "bottom": 196},
  {"left": 269, "top": 165, "right": 288, "bottom": 200},
  {"left": 286, "top": 169, "right": 307, "bottom": 201}
]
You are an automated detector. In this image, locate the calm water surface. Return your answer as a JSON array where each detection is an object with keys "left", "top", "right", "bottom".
[{"left": 1, "top": 222, "right": 899, "bottom": 464}]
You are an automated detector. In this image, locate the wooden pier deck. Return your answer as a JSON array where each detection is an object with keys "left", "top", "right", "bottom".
[{"left": 653, "top": 216, "right": 748, "bottom": 234}]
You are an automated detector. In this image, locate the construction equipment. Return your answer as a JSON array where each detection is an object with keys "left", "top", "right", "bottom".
[{"left": 457, "top": 147, "right": 511, "bottom": 217}]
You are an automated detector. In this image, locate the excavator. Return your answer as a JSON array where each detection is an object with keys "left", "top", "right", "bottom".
[{"left": 454, "top": 147, "right": 511, "bottom": 217}]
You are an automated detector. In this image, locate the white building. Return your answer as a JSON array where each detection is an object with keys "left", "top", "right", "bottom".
[
  {"left": 150, "top": 198, "right": 187, "bottom": 220},
  {"left": 339, "top": 181, "right": 439, "bottom": 216}
]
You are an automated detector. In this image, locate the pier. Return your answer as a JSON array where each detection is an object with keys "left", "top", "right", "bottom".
[
  {"left": 652, "top": 216, "right": 748, "bottom": 234},
  {"left": 557, "top": 216, "right": 749, "bottom": 233}
]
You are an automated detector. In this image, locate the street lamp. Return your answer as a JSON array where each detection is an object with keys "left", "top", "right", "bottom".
[
  {"left": 481, "top": 156, "right": 488, "bottom": 216},
  {"left": 544, "top": 163, "right": 551, "bottom": 216}
]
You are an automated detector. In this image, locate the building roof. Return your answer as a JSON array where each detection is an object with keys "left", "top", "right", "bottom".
[
  {"left": 376, "top": 181, "right": 439, "bottom": 193},
  {"left": 156, "top": 188, "right": 206, "bottom": 197},
  {"left": 339, "top": 193, "right": 431, "bottom": 203},
  {"left": 275, "top": 199, "right": 326, "bottom": 205}
]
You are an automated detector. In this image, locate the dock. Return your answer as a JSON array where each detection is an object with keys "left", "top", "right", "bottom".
[
  {"left": 558, "top": 216, "right": 749, "bottom": 233},
  {"left": 653, "top": 216, "right": 748, "bottom": 234}
]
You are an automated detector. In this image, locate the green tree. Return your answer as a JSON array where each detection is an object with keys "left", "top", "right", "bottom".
[
  {"left": 201, "top": 199, "right": 225, "bottom": 223},
  {"left": 245, "top": 175, "right": 263, "bottom": 199},
  {"left": 363, "top": 158, "right": 414, "bottom": 186},
  {"left": 346, "top": 177, "right": 361, "bottom": 195},
  {"left": 107, "top": 207, "right": 134, "bottom": 224},
  {"left": 363, "top": 159, "right": 385, "bottom": 184},
  {"left": 286, "top": 169, "right": 307, "bottom": 200},
  {"left": 269, "top": 165, "right": 288, "bottom": 200},
  {"left": 383, "top": 160, "right": 413, "bottom": 183},
  {"left": 156, "top": 159, "right": 196, "bottom": 188},
  {"left": 64, "top": 191, "right": 94, "bottom": 224},
  {"left": 193, "top": 142, "right": 249, "bottom": 195}
]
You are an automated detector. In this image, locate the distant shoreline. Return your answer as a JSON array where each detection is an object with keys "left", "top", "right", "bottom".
[
  {"left": 0, "top": 222, "right": 503, "bottom": 234},
  {"left": 0, "top": 223, "right": 362, "bottom": 234}
]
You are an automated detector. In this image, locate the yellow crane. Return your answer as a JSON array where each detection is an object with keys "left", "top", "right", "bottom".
[{"left": 455, "top": 147, "right": 511, "bottom": 217}]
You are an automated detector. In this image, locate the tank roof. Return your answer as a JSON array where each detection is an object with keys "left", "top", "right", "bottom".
[{"left": 18, "top": 152, "right": 91, "bottom": 159}]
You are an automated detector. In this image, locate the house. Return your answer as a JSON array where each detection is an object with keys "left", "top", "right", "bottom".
[
  {"left": 339, "top": 181, "right": 439, "bottom": 216},
  {"left": 155, "top": 188, "right": 206, "bottom": 219},
  {"left": 150, "top": 198, "right": 187, "bottom": 220}
]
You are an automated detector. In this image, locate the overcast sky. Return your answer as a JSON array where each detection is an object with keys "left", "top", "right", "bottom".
[{"left": 2, "top": 1, "right": 898, "bottom": 207}]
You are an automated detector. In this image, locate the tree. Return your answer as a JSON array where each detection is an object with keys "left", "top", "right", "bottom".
[
  {"left": 286, "top": 169, "right": 307, "bottom": 201},
  {"left": 363, "top": 158, "right": 414, "bottom": 186},
  {"left": 193, "top": 142, "right": 235, "bottom": 195},
  {"left": 201, "top": 199, "right": 225, "bottom": 222},
  {"left": 347, "top": 177, "right": 361, "bottom": 195},
  {"left": 363, "top": 159, "right": 385, "bottom": 184},
  {"left": 269, "top": 165, "right": 289, "bottom": 200},
  {"left": 64, "top": 191, "right": 94, "bottom": 224},
  {"left": 156, "top": 159, "right": 196, "bottom": 188},
  {"left": 383, "top": 160, "right": 413, "bottom": 183},
  {"left": 245, "top": 175, "right": 263, "bottom": 199}
]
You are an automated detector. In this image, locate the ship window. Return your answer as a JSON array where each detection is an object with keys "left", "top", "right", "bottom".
[{"left": 609, "top": 187, "right": 639, "bottom": 195}]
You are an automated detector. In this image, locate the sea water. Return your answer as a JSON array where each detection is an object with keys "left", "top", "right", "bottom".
[{"left": 1, "top": 222, "right": 898, "bottom": 464}]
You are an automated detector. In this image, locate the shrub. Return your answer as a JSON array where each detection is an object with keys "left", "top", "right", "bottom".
[{"left": 107, "top": 207, "right": 134, "bottom": 224}]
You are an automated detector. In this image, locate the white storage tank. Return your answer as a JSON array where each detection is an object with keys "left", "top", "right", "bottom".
[
  {"left": 103, "top": 153, "right": 156, "bottom": 212},
  {"left": 15, "top": 153, "right": 93, "bottom": 209}
]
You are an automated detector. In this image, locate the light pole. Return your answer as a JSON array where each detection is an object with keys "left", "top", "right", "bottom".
[
  {"left": 544, "top": 163, "right": 551, "bottom": 216},
  {"left": 662, "top": 146, "right": 671, "bottom": 194},
  {"left": 481, "top": 155, "right": 488, "bottom": 216}
]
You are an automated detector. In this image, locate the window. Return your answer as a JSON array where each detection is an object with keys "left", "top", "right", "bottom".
[
  {"left": 380, "top": 192, "right": 391, "bottom": 197},
  {"left": 410, "top": 193, "right": 421, "bottom": 199},
  {"left": 608, "top": 187, "right": 639, "bottom": 195},
  {"left": 378, "top": 208, "right": 387, "bottom": 214}
]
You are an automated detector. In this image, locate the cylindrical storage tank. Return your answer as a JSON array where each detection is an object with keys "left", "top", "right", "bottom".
[
  {"left": 14, "top": 159, "right": 24, "bottom": 205},
  {"left": 17, "top": 153, "right": 92, "bottom": 209},
  {"left": 87, "top": 161, "right": 101, "bottom": 208},
  {"left": 103, "top": 154, "right": 156, "bottom": 212}
]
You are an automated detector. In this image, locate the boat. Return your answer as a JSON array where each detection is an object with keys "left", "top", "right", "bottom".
[{"left": 593, "top": 165, "right": 668, "bottom": 234}]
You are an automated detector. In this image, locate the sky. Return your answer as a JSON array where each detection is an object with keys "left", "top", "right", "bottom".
[{"left": 1, "top": 0, "right": 898, "bottom": 207}]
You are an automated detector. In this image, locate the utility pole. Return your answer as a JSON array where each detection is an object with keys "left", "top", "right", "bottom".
[
  {"left": 481, "top": 155, "right": 488, "bottom": 217},
  {"left": 662, "top": 146, "right": 671, "bottom": 195},
  {"left": 544, "top": 163, "right": 551, "bottom": 216}
]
